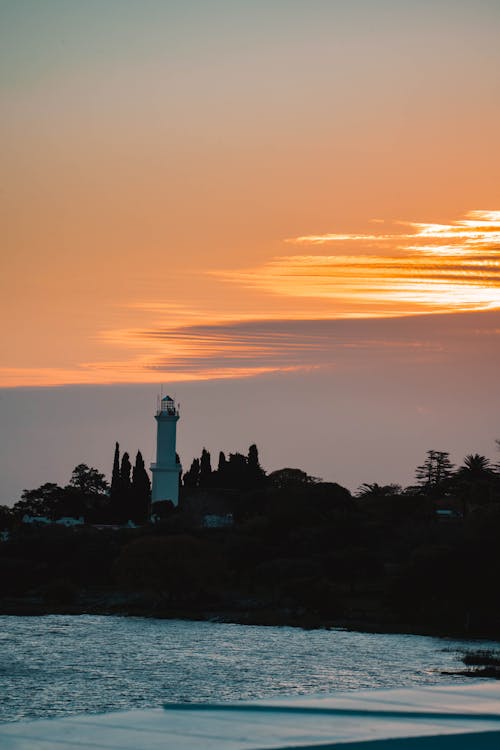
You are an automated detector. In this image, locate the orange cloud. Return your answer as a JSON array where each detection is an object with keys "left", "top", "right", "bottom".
[
  {"left": 3, "top": 210, "right": 499, "bottom": 387},
  {"left": 225, "top": 210, "right": 500, "bottom": 316},
  {"left": 6, "top": 310, "right": 500, "bottom": 388}
]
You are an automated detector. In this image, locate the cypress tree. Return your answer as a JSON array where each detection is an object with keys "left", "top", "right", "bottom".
[
  {"left": 248, "top": 443, "right": 265, "bottom": 487},
  {"left": 199, "top": 448, "right": 212, "bottom": 488},
  {"left": 131, "top": 451, "right": 151, "bottom": 524},
  {"left": 216, "top": 451, "right": 228, "bottom": 487},
  {"left": 111, "top": 443, "right": 120, "bottom": 495},
  {"left": 110, "top": 442, "right": 121, "bottom": 520},
  {"left": 183, "top": 458, "right": 200, "bottom": 489},
  {"left": 227, "top": 452, "right": 248, "bottom": 489},
  {"left": 120, "top": 452, "right": 132, "bottom": 521},
  {"left": 120, "top": 452, "right": 132, "bottom": 487},
  {"left": 217, "top": 451, "right": 227, "bottom": 473}
]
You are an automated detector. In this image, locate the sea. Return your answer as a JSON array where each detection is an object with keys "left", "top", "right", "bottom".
[{"left": 0, "top": 615, "right": 497, "bottom": 724}]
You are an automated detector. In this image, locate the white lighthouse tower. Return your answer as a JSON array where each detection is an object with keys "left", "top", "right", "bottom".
[{"left": 150, "top": 395, "right": 182, "bottom": 506}]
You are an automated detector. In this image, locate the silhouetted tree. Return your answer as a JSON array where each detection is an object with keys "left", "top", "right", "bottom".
[
  {"left": 62, "top": 464, "right": 110, "bottom": 523},
  {"left": 183, "top": 458, "right": 200, "bottom": 489},
  {"left": 415, "top": 450, "right": 454, "bottom": 493},
  {"left": 460, "top": 454, "right": 493, "bottom": 476},
  {"left": 215, "top": 451, "right": 229, "bottom": 487},
  {"left": 226, "top": 452, "right": 248, "bottom": 489},
  {"left": 0, "top": 505, "right": 13, "bottom": 530},
  {"left": 68, "top": 464, "right": 108, "bottom": 496},
  {"left": 110, "top": 443, "right": 120, "bottom": 494},
  {"left": 218, "top": 451, "right": 227, "bottom": 472},
  {"left": 118, "top": 452, "right": 132, "bottom": 521},
  {"left": 356, "top": 483, "right": 401, "bottom": 499},
  {"left": 267, "top": 467, "right": 318, "bottom": 491},
  {"left": 120, "top": 452, "right": 132, "bottom": 489},
  {"left": 12, "top": 483, "right": 65, "bottom": 519},
  {"left": 110, "top": 442, "right": 121, "bottom": 518},
  {"left": 199, "top": 448, "right": 212, "bottom": 488},
  {"left": 453, "top": 454, "right": 497, "bottom": 515},
  {"left": 131, "top": 451, "right": 151, "bottom": 523},
  {"left": 247, "top": 444, "right": 265, "bottom": 487}
]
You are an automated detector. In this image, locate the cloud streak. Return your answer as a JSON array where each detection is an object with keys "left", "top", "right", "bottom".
[
  {"left": 224, "top": 211, "right": 500, "bottom": 317},
  {"left": 2, "top": 211, "right": 500, "bottom": 387},
  {"left": 4, "top": 311, "right": 500, "bottom": 388}
]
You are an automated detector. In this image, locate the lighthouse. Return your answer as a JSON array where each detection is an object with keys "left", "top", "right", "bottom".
[{"left": 151, "top": 395, "right": 182, "bottom": 506}]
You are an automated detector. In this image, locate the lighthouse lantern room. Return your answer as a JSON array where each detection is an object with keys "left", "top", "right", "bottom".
[{"left": 150, "top": 395, "right": 182, "bottom": 506}]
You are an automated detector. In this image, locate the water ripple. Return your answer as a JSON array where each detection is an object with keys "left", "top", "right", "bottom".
[{"left": 0, "top": 615, "right": 496, "bottom": 723}]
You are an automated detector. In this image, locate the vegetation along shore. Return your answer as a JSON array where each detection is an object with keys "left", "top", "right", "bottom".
[{"left": 1, "top": 443, "right": 500, "bottom": 641}]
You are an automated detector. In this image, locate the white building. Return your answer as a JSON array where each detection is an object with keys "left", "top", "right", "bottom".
[{"left": 150, "top": 395, "right": 182, "bottom": 506}]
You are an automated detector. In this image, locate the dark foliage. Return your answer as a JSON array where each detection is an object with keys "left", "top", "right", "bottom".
[
  {"left": 110, "top": 442, "right": 121, "bottom": 517},
  {"left": 199, "top": 449, "right": 212, "bottom": 488},
  {"left": 415, "top": 450, "right": 454, "bottom": 495},
  {"left": 131, "top": 451, "right": 151, "bottom": 524},
  {"left": 183, "top": 458, "right": 200, "bottom": 489},
  {"left": 2, "top": 440, "right": 500, "bottom": 637}
]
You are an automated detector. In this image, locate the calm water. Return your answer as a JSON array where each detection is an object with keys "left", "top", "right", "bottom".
[{"left": 0, "top": 615, "right": 496, "bottom": 723}]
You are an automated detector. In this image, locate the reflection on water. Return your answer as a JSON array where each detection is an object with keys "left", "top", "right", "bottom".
[{"left": 0, "top": 615, "right": 495, "bottom": 723}]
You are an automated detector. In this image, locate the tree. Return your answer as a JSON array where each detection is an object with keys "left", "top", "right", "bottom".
[
  {"left": 183, "top": 458, "right": 200, "bottom": 489},
  {"left": 120, "top": 452, "right": 132, "bottom": 489},
  {"left": 267, "top": 468, "right": 318, "bottom": 491},
  {"left": 356, "top": 483, "right": 401, "bottom": 499},
  {"left": 0, "top": 505, "right": 13, "bottom": 529},
  {"left": 13, "top": 483, "right": 67, "bottom": 519},
  {"left": 115, "top": 452, "right": 132, "bottom": 521},
  {"left": 109, "top": 442, "right": 122, "bottom": 520},
  {"left": 113, "top": 535, "right": 224, "bottom": 603},
  {"left": 454, "top": 454, "right": 497, "bottom": 515},
  {"left": 215, "top": 451, "right": 228, "bottom": 487},
  {"left": 247, "top": 444, "right": 265, "bottom": 487},
  {"left": 459, "top": 454, "right": 493, "bottom": 477},
  {"left": 226, "top": 452, "right": 249, "bottom": 489},
  {"left": 199, "top": 448, "right": 212, "bottom": 488},
  {"left": 68, "top": 464, "right": 108, "bottom": 496},
  {"left": 110, "top": 443, "right": 121, "bottom": 499},
  {"left": 415, "top": 450, "right": 454, "bottom": 493},
  {"left": 217, "top": 451, "right": 227, "bottom": 473},
  {"left": 131, "top": 451, "right": 151, "bottom": 523}
]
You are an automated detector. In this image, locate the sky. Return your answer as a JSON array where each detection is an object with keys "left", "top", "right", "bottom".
[{"left": 1, "top": 1, "right": 500, "bottom": 503}]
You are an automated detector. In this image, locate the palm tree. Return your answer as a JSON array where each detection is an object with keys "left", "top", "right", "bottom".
[
  {"left": 356, "top": 483, "right": 401, "bottom": 499},
  {"left": 460, "top": 454, "right": 492, "bottom": 476},
  {"left": 455, "top": 454, "right": 495, "bottom": 516}
]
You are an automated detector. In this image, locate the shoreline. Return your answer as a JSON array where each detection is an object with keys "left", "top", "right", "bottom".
[{"left": 1, "top": 595, "right": 499, "bottom": 643}]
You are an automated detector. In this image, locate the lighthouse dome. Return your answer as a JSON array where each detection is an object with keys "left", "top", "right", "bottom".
[{"left": 158, "top": 394, "right": 178, "bottom": 416}]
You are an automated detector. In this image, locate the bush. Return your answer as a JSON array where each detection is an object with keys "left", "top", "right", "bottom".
[{"left": 41, "top": 578, "right": 77, "bottom": 605}]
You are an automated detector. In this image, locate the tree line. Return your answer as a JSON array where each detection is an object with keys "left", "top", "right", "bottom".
[
  {"left": 1, "top": 440, "right": 500, "bottom": 636},
  {"left": 1, "top": 443, "right": 499, "bottom": 527},
  {"left": 1, "top": 443, "right": 151, "bottom": 526},
  {"left": 357, "top": 449, "right": 499, "bottom": 517},
  {"left": 182, "top": 444, "right": 265, "bottom": 490}
]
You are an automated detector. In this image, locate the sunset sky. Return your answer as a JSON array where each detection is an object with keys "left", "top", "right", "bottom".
[{"left": 1, "top": 1, "right": 500, "bottom": 502}]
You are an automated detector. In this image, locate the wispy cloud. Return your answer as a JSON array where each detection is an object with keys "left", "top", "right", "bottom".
[
  {"left": 3, "top": 211, "right": 500, "bottom": 387},
  {"left": 5, "top": 311, "right": 500, "bottom": 388},
  {"left": 226, "top": 210, "right": 500, "bottom": 316},
  {"left": 287, "top": 210, "right": 500, "bottom": 250}
]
